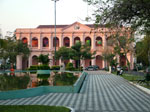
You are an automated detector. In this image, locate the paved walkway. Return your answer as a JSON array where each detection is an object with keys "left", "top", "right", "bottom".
[{"left": 0, "top": 71, "right": 150, "bottom": 112}]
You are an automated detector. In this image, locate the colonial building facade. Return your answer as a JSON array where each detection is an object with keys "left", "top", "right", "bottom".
[{"left": 15, "top": 22, "right": 134, "bottom": 70}]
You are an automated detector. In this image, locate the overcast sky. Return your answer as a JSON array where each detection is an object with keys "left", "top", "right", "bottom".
[{"left": 0, "top": 0, "right": 94, "bottom": 37}]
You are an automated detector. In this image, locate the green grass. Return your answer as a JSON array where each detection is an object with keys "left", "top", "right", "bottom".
[
  {"left": 0, "top": 105, "right": 70, "bottom": 112},
  {"left": 112, "top": 72, "right": 150, "bottom": 89}
]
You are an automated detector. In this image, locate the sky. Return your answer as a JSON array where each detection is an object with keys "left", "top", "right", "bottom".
[{"left": 0, "top": 0, "right": 94, "bottom": 37}]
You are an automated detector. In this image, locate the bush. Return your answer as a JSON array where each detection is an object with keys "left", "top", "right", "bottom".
[
  {"left": 51, "top": 65, "right": 60, "bottom": 70},
  {"left": 37, "top": 65, "right": 50, "bottom": 70},
  {"left": 66, "top": 63, "right": 75, "bottom": 71}
]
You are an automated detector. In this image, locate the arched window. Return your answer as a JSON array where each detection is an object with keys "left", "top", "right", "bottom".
[
  {"left": 22, "top": 37, "right": 28, "bottom": 44},
  {"left": 96, "top": 37, "right": 103, "bottom": 46},
  {"left": 53, "top": 37, "right": 59, "bottom": 47},
  {"left": 85, "top": 37, "right": 91, "bottom": 46},
  {"left": 32, "top": 37, "right": 38, "bottom": 47},
  {"left": 43, "top": 37, "right": 49, "bottom": 47},
  {"left": 64, "top": 37, "right": 70, "bottom": 47},
  {"left": 32, "top": 55, "right": 38, "bottom": 65},
  {"left": 74, "top": 37, "right": 80, "bottom": 45}
]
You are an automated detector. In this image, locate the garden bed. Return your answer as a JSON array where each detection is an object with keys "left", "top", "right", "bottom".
[{"left": 0, "top": 105, "right": 70, "bottom": 112}]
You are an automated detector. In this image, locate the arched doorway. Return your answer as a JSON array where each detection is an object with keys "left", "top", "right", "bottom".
[
  {"left": 74, "top": 37, "right": 80, "bottom": 45},
  {"left": 32, "top": 55, "right": 38, "bottom": 65},
  {"left": 96, "top": 55, "right": 103, "bottom": 69},
  {"left": 85, "top": 37, "right": 91, "bottom": 46},
  {"left": 53, "top": 37, "right": 59, "bottom": 47},
  {"left": 43, "top": 37, "right": 49, "bottom": 47},
  {"left": 53, "top": 57, "right": 59, "bottom": 65},
  {"left": 96, "top": 37, "right": 103, "bottom": 46},
  {"left": 64, "top": 37, "right": 70, "bottom": 47},
  {"left": 22, "top": 57, "right": 28, "bottom": 70},
  {"left": 85, "top": 59, "right": 91, "bottom": 67}
]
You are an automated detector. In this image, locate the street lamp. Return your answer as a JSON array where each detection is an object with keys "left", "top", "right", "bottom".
[{"left": 52, "top": 0, "right": 59, "bottom": 65}]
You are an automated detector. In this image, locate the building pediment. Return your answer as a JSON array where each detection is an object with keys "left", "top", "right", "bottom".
[{"left": 62, "top": 22, "right": 91, "bottom": 32}]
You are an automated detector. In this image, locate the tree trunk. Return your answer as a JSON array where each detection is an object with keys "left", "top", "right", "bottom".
[{"left": 125, "top": 54, "right": 130, "bottom": 71}]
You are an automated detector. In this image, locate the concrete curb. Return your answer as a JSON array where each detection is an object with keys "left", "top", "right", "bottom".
[
  {"left": 129, "top": 82, "right": 150, "bottom": 95},
  {"left": 67, "top": 107, "right": 75, "bottom": 112}
]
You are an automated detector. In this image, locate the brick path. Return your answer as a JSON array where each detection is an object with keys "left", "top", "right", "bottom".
[{"left": 0, "top": 71, "right": 150, "bottom": 112}]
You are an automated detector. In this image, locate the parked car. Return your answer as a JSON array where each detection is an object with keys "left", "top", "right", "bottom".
[
  {"left": 85, "top": 65, "right": 99, "bottom": 71},
  {"left": 92, "top": 65, "right": 100, "bottom": 70},
  {"left": 85, "top": 66, "right": 97, "bottom": 71}
]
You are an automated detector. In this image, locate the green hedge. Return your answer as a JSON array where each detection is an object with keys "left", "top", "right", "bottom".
[
  {"left": 51, "top": 65, "right": 60, "bottom": 70},
  {"left": 0, "top": 105, "right": 70, "bottom": 112}
]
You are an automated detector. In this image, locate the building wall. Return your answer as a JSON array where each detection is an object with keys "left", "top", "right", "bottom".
[{"left": 15, "top": 22, "right": 134, "bottom": 70}]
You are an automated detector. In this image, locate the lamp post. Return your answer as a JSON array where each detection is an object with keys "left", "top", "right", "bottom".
[{"left": 52, "top": 0, "right": 59, "bottom": 65}]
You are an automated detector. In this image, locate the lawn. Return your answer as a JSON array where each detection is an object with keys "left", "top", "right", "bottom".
[
  {"left": 0, "top": 105, "right": 70, "bottom": 112},
  {"left": 112, "top": 72, "right": 150, "bottom": 89}
]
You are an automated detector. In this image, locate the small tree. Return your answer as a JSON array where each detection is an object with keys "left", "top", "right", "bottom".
[
  {"left": 71, "top": 42, "right": 96, "bottom": 68},
  {"left": 38, "top": 54, "right": 50, "bottom": 65}
]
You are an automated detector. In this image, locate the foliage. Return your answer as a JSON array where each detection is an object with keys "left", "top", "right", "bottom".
[
  {"left": 71, "top": 42, "right": 96, "bottom": 68},
  {"left": 84, "top": 0, "right": 150, "bottom": 34},
  {"left": 102, "top": 48, "right": 118, "bottom": 68},
  {"left": 55, "top": 42, "right": 96, "bottom": 68},
  {"left": 136, "top": 35, "right": 150, "bottom": 66},
  {"left": 38, "top": 54, "right": 50, "bottom": 65},
  {"left": 28, "top": 65, "right": 50, "bottom": 70},
  {"left": 65, "top": 63, "right": 75, "bottom": 71},
  {"left": 53, "top": 72, "right": 78, "bottom": 86},
  {"left": 55, "top": 47, "right": 73, "bottom": 60},
  {"left": 51, "top": 65, "right": 60, "bottom": 70},
  {"left": 0, "top": 105, "right": 70, "bottom": 112},
  {"left": 0, "top": 73, "right": 30, "bottom": 91},
  {"left": 0, "top": 37, "right": 30, "bottom": 69}
]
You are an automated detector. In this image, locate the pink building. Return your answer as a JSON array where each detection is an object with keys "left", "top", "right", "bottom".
[{"left": 15, "top": 22, "right": 134, "bottom": 70}]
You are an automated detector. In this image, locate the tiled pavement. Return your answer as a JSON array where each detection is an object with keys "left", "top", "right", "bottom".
[{"left": 0, "top": 71, "right": 150, "bottom": 112}]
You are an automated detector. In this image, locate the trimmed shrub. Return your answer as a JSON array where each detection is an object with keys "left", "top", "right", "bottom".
[
  {"left": 51, "top": 65, "right": 60, "bottom": 70},
  {"left": 66, "top": 63, "right": 75, "bottom": 71}
]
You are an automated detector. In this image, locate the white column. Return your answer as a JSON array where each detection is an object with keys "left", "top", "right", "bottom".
[
  {"left": 28, "top": 55, "right": 32, "bottom": 67},
  {"left": 92, "top": 33, "right": 96, "bottom": 50},
  {"left": 29, "top": 33, "right": 32, "bottom": 47},
  {"left": 91, "top": 58, "right": 96, "bottom": 66},
  {"left": 38, "top": 33, "right": 42, "bottom": 50},
  {"left": 49, "top": 53, "right": 53, "bottom": 66},
  {"left": 103, "top": 60, "right": 105, "bottom": 68},
  {"left": 81, "top": 60, "right": 85, "bottom": 69},
  {"left": 60, "top": 34, "right": 63, "bottom": 47},
  {"left": 103, "top": 35, "right": 106, "bottom": 49},
  {"left": 50, "top": 33, "right": 53, "bottom": 50},
  {"left": 70, "top": 36, "right": 73, "bottom": 47},
  {"left": 59, "top": 59, "right": 62, "bottom": 66},
  {"left": 16, "top": 55, "right": 22, "bottom": 70},
  {"left": 82, "top": 33, "right": 85, "bottom": 44}
]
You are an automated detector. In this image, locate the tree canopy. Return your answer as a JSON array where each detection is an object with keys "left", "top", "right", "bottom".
[
  {"left": 55, "top": 42, "right": 96, "bottom": 68},
  {"left": 84, "top": 0, "right": 150, "bottom": 34},
  {"left": 0, "top": 36, "right": 30, "bottom": 69},
  {"left": 136, "top": 35, "right": 150, "bottom": 66}
]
